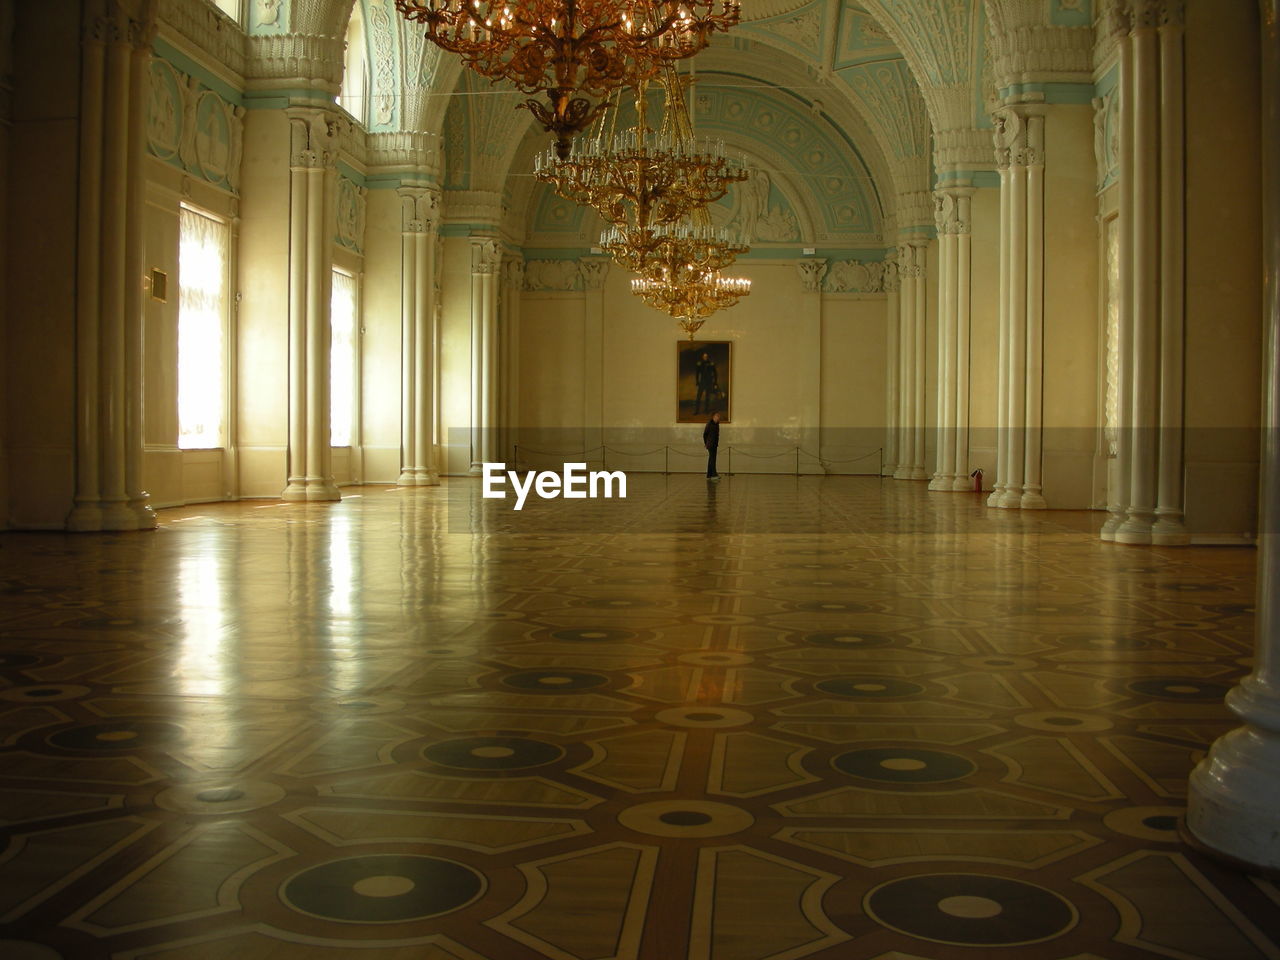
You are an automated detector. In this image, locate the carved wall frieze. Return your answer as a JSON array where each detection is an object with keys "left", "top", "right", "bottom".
[
  {"left": 336, "top": 176, "right": 367, "bottom": 253},
  {"left": 896, "top": 190, "right": 936, "bottom": 232},
  {"left": 148, "top": 57, "right": 244, "bottom": 192},
  {"left": 988, "top": 23, "right": 1093, "bottom": 89},
  {"left": 523, "top": 260, "right": 585, "bottom": 292},
  {"left": 822, "top": 258, "right": 890, "bottom": 294},
  {"left": 1092, "top": 91, "right": 1120, "bottom": 190}
]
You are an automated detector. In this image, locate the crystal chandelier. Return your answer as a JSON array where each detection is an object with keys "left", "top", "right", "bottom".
[
  {"left": 395, "top": 0, "right": 741, "bottom": 158},
  {"left": 532, "top": 64, "right": 748, "bottom": 227},
  {"left": 633, "top": 269, "right": 750, "bottom": 339},
  {"left": 600, "top": 217, "right": 746, "bottom": 274}
]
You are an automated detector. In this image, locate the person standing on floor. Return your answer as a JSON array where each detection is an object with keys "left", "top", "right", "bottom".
[{"left": 703, "top": 411, "right": 722, "bottom": 481}]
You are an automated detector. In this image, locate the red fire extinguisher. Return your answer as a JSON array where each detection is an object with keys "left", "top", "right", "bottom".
[{"left": 971, "top": 468, "right": 983, "bottom": 492}]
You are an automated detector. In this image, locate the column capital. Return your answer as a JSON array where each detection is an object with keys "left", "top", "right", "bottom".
[
  {"left": 470, "top": 237, "right": 502, "bottom": 275},
  {"left": 398, "top": 186, "right": 441, "bottom": 235},
  {"left": 501, "top": 256, "right": 525, "bottom": 287},
  {"left": 992, "top": 105, "right": 1046, "bottom": 169},
  {"left": 579, "top": 257, "right": 610, "bottom": 291},
  {"left": 83, "top": 0, "right": 157, "bottom": 48},
  {"left": 933, "top": 188, "right": 975, "bottom": 236},
  {"left": 795, "top": 258, "right": 828, "bottom": 293},
  {"left": 286, "top": 107, "right": 345, "bottom": 169}
]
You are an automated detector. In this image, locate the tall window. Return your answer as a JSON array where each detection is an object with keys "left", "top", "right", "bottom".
[
  {"left": 331, "top": 270, "right": 358, "bottom": 447},
  {"left": 337, "top": 2, "right": 368, "bottom": 123},
  {"left": 212, "top": 0, "right": 242, "bottom": 23},
  {"left": 178, "top": 206, "right": 229, "bottom": 449}
]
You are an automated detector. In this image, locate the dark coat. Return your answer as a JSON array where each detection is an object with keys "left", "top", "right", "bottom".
[{"left": 703, "top": 418, "right": 720, "bottom": 449}]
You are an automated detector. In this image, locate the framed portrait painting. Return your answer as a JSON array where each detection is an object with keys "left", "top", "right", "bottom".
[{"left": 676, "top": 341, "right": 731, "bottom": 423}]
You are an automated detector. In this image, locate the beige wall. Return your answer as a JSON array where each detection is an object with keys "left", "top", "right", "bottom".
[
  {"left": 1042, "top": 102, "right": 1101, "bottom": 509},
  {"left": 1183, "top": 0, "right": 1262, "bottom": 540},
  {"left": 513, "top": 261, "right": 889, "bottom": 476},
  {"left": 235, "top": 108, "right": 292, "bottom": 497},
  {"left": 361, "top": 188, "right": 405, "bottom": 482},
  {"left": 4, "top": 4, "right": 80, "bottom": 528}
]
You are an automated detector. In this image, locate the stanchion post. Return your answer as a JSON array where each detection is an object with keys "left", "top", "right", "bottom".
[{"left": 795, "top": 446, "right": 801, "bottom": 476}]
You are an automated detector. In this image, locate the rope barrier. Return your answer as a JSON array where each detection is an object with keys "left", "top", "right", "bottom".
[{"left": 510, "top": 444, "right": 886, "bottom": 477}]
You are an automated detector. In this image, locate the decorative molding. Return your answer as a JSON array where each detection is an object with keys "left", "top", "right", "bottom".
[
  {"left": 365, "top": 0, "right": 398, "bottom": 129},
  {"left": 336, "top": 176, "right": 367, "bottom": 253},
  {"left": 246, "top": 33, "right": 344, "bottom": 88},
  {"left": 444, "top": 189, "right": 505, "bottom": 228},
  {"left": 822, "top": 258, "right": 889, "bottom": 293},
  {"left": 156, "top": 0, "right": 248, "bottom": 76},
  {"left": 934, "top": 127, "right": 995, "bottom": 175},
  {"left": 991, "top": 104, "right": 1043, "bottom": 169},
  {"left": 84, "top": 0, "right": 158, "bottom": 48},
  {"left": 287, "top": 108, "right": 344, "bottom": 169},
  {"left": 795, "top": 258, "right": 828, "bottom": 292},
  {"left": 367, "top": 131, "right": 441, "bottom": 176},
  {"left": 896, "top": 189, "right": 935, "bottom": 232},
  {"left": 768, "top": 6, "right": 823, "bottom": 55},
  {"left": 399, "top": 186, "right": 441, "bottom": 234}
]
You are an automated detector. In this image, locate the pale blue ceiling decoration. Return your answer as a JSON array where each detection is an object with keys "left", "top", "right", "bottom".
[{"left": 1050, "top": 0, "right": 1092, "bottom": 27}]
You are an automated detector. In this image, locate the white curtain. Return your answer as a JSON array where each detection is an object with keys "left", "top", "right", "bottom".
[
  {"left": 178, "top": 206, "right": 228, "bottom": 450},
  {"left": 331, "top": 270, "right": 358, "bottom": 447}
]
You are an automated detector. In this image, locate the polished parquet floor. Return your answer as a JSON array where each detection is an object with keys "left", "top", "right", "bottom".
[{"left": 1, "top": 475, "right": 1278, "bottom": 959}]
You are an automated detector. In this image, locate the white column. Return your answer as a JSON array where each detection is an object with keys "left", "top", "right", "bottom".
[
  {"left": 910, "top": 240, "right": 928, "bottom": 479},
  {"left": 66, "top": 0, "right": 156, "bottom": 531},
  {"left": 281, "top": 110, "right": 341, "bottom": 502},
  {"left": 1117, "top": 11, "right": 1160, "bottom": 543},
  {"left": 894, "top": 243, "right": 916, "bottom": 480},
  {"left": 796, "top": 259, "right": 827, "bottom": 469},
  {"left": 580, "top": 257, "right": 609, "bottom": 466},
  {"left": 499, "top": 256, "right": 524, "bottom": 467},
  {"left": 1004, "top": 115, "right": 1028, "bottom": 508},
  {"left": 988, "top": 144, "right": 1013, "bottom": 508},
  {"left": 468, "top": 238, "right": 500, "bottom": 472},
  {"left": 1187, "top": 0, "right": 1280, "bottom": 869},
  {"left": 1152, "top": 4, "right": 1189, "bottom": 544},
  {"left": 1021, "top": 112, "right": 1048, "bottom": 509},
  {"left": 951, "top": 191, "right": 974, "bottom": 491},
  {"left": 883, "top": 258, "right": 901, "bottom": 476},
  {"left": 1102, "top": 13, "right": 1136, "bottom": 540},
  {"left": 930, "top": 195, "right": 956, "bottom": 491},
  {"left": 397, "top": 186, "right": 440, "bottom": 485}
]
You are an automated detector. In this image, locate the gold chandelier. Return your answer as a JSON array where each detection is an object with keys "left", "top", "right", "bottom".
[
  {"left": 532, "top": 65, "right": 748, "bottom": 228},
  {"left": 395, "top": 0, "right": 741, "bottom": 158},
  {"left": 600, "top": 217, "right": 746, "bottom": 274},
  {"left": 633, "top": 269, "right": 750, "bottom": 339}
]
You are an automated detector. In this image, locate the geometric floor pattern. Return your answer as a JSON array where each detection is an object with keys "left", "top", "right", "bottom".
[{"left": 1, "top": 475, "right": 1277, "bottom": 959}]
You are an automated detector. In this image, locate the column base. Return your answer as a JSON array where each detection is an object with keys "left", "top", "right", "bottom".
[
  {"left": 909, "top": 466, "right": 928, "bottom": 480},
  {"left": 65, "top": 502, "right": 104, "bottom": 532},
  {"left": 1099, "top": 512, "right": 1124, "bottom": 541},
  {"left": 281, "top": 478, "right": 342, "bottom": 502},
  {"left": 1186, "top": 682, "right": 1280, "bottom": 872},
  {"left": 1020, "top": 489, "right": 1048, "bottom": 510},
  {"left": 397, "top": 469, "right": 440, "bottom": 486},
  {"left": 893, "top": 467, "right": 911, "bottom": 480},
  {"left": 1151, "top": 515, "right": 1190, "bottom": 545},
  {"left": 130, "top": 498, "right": 158, "bottom": 530},
  {"left": 986, "top": 485, "right": 1009, "bottom": 508},
  {"left": 928, "top": 475, "right": 952, "bottom": 491},
  {"left": 1115, "top": 513, "right": 1154, "bottom": 544},
  {"left": 950, "top": 476, "right": 972, "bottom": 492}
]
